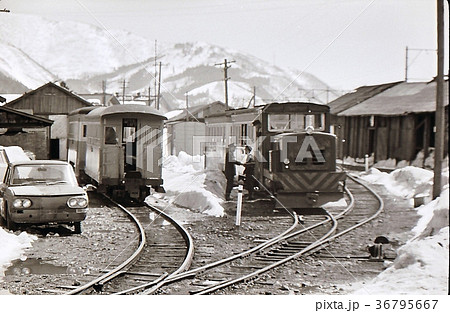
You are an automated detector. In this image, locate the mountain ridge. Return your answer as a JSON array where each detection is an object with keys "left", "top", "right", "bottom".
[{"left": 0, "top": 13, "right": 339, "bottom": 111}]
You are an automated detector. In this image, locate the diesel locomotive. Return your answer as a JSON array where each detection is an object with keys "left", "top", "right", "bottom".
[{"left": 205, "top": 102, "right": 346, "bottom": 213}]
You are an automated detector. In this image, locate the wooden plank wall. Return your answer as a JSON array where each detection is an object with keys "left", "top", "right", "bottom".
[{"left": 7, "top": 85, "right": 87, "bottom": 115}]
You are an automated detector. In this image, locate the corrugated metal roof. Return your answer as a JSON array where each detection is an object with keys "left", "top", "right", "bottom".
[
  {"left": 328, "top": 82, "right": 401, "bottom": 115},
  {"left": 339, "top": 80, "right": 449, "bottom": 116}
]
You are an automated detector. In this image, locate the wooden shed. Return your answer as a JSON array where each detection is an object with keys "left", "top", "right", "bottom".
[
  {"left": 333, "top": 80, "right": 448, "bottom": 163},
  {"left": 166, "top": 101, "right": 226, "bottom": 156},
  {"left": 328, "top": 82, "right": 401, "bottom": 159},
  {"left": 4, "top": 82, "right": 92, "bottom": 160},
  {"left": 0, "top": 105, "right": 53, "bottom": 159}
]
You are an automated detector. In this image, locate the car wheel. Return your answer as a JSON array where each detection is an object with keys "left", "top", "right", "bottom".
[{"left": 74, "top": 222, "right": 82, "bottom": 234}]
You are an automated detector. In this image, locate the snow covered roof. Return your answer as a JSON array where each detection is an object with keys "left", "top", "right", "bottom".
[
  {"left": 339, "top": 80, "right": 449, "bottom": 116},
  {"left": 167, "top": 101, "right": 226, "bottom": 122},
  {"left": 86, "top": 103, "right": 166, "bottom": 119},
  {"left": 328, "top": 82, "right": 401, "bottom": 115}
]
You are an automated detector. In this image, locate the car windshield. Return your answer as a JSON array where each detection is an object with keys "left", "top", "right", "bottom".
[{"left": 11, "top": 164, "right": 78, "bottom": 186}]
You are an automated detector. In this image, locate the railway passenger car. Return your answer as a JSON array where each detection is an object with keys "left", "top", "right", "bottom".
[
  {"left": 205, "top": 102, "right": 346, "bottom": 214},
  {"left": 68, "top": 104, "right": 166, "bottom": 202},
  {"left": 68, "top": 107, "right": 97, "bottom": 177}
]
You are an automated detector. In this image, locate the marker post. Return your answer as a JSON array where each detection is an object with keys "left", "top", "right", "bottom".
[{"left": 236, "top": 184, "right": 243, "bottom": 226}]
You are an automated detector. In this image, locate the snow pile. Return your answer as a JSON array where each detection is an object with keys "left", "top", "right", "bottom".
[
  {"left": 161, "top": 151, "right": 225, "bottom": 217},
  {"left": 0, "top": 229, "right": 37, "bottom": 277},
  {"left": 359, "top": 166, "right": 435, "bottom": 199},
  {"left": 412, "top": 186, "right": 449, "bottom": 239},
  {"left": 353, "top": 187, "right": 449, "bottom": 295},
  {"left": 343, "top": 151, "right": 448, "bottom": 171}
]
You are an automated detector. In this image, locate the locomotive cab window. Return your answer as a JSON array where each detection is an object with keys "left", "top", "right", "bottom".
[{"left": 268, "top": 113, "right": 325, "bottom": 132}]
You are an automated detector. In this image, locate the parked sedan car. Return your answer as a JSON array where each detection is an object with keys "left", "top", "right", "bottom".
[{"left": 0, "top": 160, "right": 89, "bottom": 233}]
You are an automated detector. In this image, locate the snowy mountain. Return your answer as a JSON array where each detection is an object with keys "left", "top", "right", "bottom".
[{"left": 0, "top": 13, "right": 338, "bottom": 111}]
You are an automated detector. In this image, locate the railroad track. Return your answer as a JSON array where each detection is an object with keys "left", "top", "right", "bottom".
[
  {"left": 136, "top": 173, "right": 383, "bottom": 295},
  {"left": 64, "top": 195, "right": 194, "bottom": 295}
]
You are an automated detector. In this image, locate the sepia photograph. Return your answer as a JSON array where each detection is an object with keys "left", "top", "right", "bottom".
[{"left": 0, "top": 0, "right": 448, "bottom": 311}]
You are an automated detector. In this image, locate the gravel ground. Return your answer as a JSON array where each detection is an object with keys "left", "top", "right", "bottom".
[{"left": 0, "top": 183, "right": 419, "bottom": 295}]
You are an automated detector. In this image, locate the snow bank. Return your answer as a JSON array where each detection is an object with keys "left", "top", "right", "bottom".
[
  {"left": 343, "top": 151, "right": 448, "bottom": 171},
  {"left": 351, "top": 165, "right": 449, "bottom": 295},
  {"left": 412, "top": 186, "right": 449, "bottom": 239},
  {"left": 0, "top": 229, "right": 37, "bottom": 277},
  {"left": 160, "top": 151, "right": 225, "bottom": 217},
  {"left": 353, "top": 228, "right": 448, "bottom": 295},
  {"left": 359, "top": 166, "right": 435, "bottom": 199},
  {"left": 352, "top": 187, "right": 449, "bottom": 295}
]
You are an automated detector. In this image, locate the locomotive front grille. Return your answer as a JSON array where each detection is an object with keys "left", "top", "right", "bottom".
[{"left": 273, "top": 171, "right": 345, "bottom": 192}]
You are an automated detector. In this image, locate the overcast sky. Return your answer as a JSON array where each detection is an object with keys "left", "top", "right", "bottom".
[{"left": 3, "top": 0, "right": 449, "bottom": 91}]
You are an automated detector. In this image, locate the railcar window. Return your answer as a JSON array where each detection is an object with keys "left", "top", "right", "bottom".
[
  {"left": 105, "top": 126, "right": 118, "bottom": 144},
  {"left": 82, "top": 125, "right": 87, "bottom": 137},
  {"left": 123, "top": 118, "right": 137, "bottom": 143},
  {"left": 268, "top": 113, "right": 325, "bottom": 132},
  {"left": 123, "top": 126, "right": 136, "bottom": 143}
]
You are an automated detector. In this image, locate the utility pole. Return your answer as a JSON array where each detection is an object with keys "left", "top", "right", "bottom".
[
  {"left": 405, "top": 46, "right": 409, "bottom": 82},
  {"left": 121, "top": 80, "right": 127, "bottom": 105},
  {"left": 433, "top": 0, "right": 445, "bottom": 199},
  {"left": 185, "top": 92, "right": 189, "bottom": 121},
  {"left": 247, "top": 86, "right": 256, "bottom": 108},
  {"left": 101, "top": 80, "right": 107, "bottom": 106},
  {"left": 156, "top": 62, "right": 162, "bottom": 110},
  {"left": 215, "top": 59, "right": 235, "bottom": 110},
  {"left": 154, "top": 40, "right": 158, "bottom": 106},
  {"left": 405, "top": 46, "right": 437, "bottom": 81}
]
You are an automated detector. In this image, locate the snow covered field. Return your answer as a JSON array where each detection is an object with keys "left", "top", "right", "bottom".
[{"left": 1, "top": 151, "right": 448, "bottom": 297}]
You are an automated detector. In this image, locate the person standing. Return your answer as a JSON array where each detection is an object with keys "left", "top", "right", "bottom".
[
  {"left": 243, "top": 145, "right": 256, "bottom": 200},
  {"left": 224, "top": 143, "right": 240, "bottom": 201}
]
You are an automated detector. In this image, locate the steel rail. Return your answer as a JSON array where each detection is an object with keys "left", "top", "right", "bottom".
[
  {"left": 139, "top": 212, "right": 300, "bottom": 294},
  {"left": 193, "top": 175, "right": 383, "bottom": 295},
  {"left": 65, "top": 195, "right": 147, "bottom": 295},
  {"left": 140, "top": 183, "right": 355, "bottom": 294},
  {"left": 193, "top": 211, "right": 338, "bottom": 295},
  {"left": 112, "top": 203, "right": 195, "bottom": 295},
  {"left": 145, "top": 203, "right": 195, "bottom": 276}
]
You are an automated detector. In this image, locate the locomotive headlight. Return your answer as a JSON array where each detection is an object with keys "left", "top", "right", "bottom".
[
  {"left": 67, "top": 196, "right": 88, "bottom": 208},
  {"left": 283, "top": 158, "right": 290, "bottom": 165},
  {"left": 306, "top": 126, "right": 314, "bottom": 135},
  {"left": 13, "top": 198, "right": 32, "bottom": 208}
]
